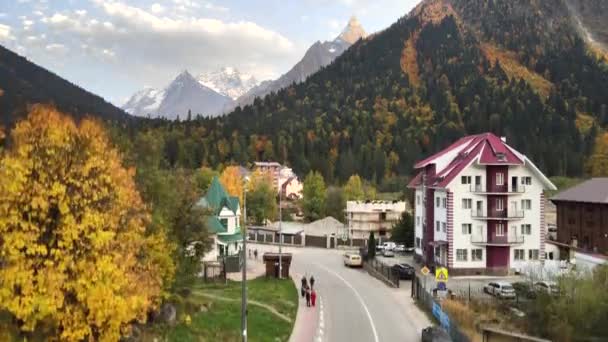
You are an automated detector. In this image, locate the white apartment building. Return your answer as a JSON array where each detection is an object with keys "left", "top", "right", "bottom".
[
  {"left": 409, "top": 133, "right": 556, "bottom": 275},
  {"left": 345, "top": 201, "right": 407, "bottom": 241}
]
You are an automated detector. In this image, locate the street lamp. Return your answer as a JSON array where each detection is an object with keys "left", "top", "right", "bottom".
[{"left": 241, "top": 176, "right": 250, "bottom": 342}]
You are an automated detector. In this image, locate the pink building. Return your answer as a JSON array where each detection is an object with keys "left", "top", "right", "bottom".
[{"left": 408, "top": 133, "right": 556, "bottom": 275}]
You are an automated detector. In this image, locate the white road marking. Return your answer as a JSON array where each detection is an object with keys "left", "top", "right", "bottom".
[{"left": 315, "top": 263, "right": 380, "bottom": 342}]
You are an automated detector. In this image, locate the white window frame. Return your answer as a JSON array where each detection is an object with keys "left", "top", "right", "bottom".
[
  {"left": 462, "top": 223, "right": 472, "bottom": 235},
  {"left": 472, "top": 249, "right": 483, "bottom": 261},
  {"left": 522, "top": 177, "right": 532, "bottom": 185},
  {"left": 417, "top": 195, "right": 421, "bottom": 205},
  {"left": 442, "top": 222, "right": 447, "bottom": 233},
  {"left": 416, "top": 216, "right": 420, "bottom": 226},
  {"left": 529, "top": 249, "right": 539, "bottom": 260},
  {"left": 456, "top": 249, "right": 468, "bottom": 261},
  {"left": 436, "top": 197, "right": 440, "bottom": 208},
  {"left": 461, "top": 176, "right": 471, "bottom": 185},
  {"left": 442, "top": 198, "right": 447, "bottom": 209},
  {"left": 436, "top": 221, "right": 440, "bottom": 232},
  {"left": 496, "top": 173, "right": 504, "bottom": 186},
  {"left": 514, "top": 249, "right": 525, "bottom": 261},
  {"left": 521, "top": 224, "right": 531, "bottom": 235},
  {"left": 496, "top": 223, "right": 505, "bottom": 236},
  {"left": 496, "top": 198, "right": 504, "bottom": 211},
  {"left": 521, "top": 199, "right": 532, "bottom": 210},
  {"left": 462, "top": 198, "right": 472, "bottom": 209}
]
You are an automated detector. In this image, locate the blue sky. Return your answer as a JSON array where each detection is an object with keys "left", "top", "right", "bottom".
[{"left": 0, "top": 0, "right": 421, "bottom": 105}]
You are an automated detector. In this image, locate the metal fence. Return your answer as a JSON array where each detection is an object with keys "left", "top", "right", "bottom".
[
  {"left": 364, "top": 258, "right": 400, "bottom": 288},
  {"left": 413, "top": 277, "right": 470, "bottom": 342}
]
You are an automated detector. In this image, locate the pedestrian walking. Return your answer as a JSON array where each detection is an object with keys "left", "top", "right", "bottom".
[
  {"left": 305, "top": 286, "right": 311, "bottom": 307},
  {"left": 254, "top": 249, "right": 258, "bottom": 260},
  {"left": 311, "top": 289, "right": 317, "bottom": 307},
  {"left": 248, "top": 249, "right": 252, "bottom": 259},
  {"left": 310, "top": 275, "right": 315, "bottom": 290},
  {"left": 300, "top": 276, "right": 308, "bottom": 297}
]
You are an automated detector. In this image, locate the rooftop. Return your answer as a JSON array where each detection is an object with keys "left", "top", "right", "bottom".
[{"left": 551, "top": 178, "right": 608, "bottom": 204}]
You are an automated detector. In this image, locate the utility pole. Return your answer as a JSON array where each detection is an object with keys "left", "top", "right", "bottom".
[
  {"left": 278, "top": 170, "right": 283, "bottom": 279},
  {"left": 421, "top": 172, "right": 427, "bottom": 265},
  {"left": 241, "top": 179, "right": 249, "bottom": 342}
]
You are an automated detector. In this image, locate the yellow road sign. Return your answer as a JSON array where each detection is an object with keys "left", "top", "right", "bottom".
[
  {"left": 421, "top": 266, "right": 430, "bottom": 276},
  {"left": 435, "top": 267, "right": 448, "bottom": 282}
]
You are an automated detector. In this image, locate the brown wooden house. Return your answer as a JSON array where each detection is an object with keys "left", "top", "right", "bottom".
[{"left": 551, "top": 178, "right": 608, "bottom": 255}]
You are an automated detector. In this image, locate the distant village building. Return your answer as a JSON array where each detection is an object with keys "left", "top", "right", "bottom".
[
  {"left": 196, "top": 176, "right": 243, "bottom": 261},
  {"left": 345, "top": 201, "right": 406, "bottom": 241},
  {"left": 254, "top": 162, "right": 303, "bottom": 198},
  {"left": 409, "top": 133, "right": 556, "bottom": 275},
  {"left": 253, "top": 161, "right": 282, "bottom": 187},
  {"left": 281, "top": 177, "right": 303, "bottom": 199},
  {"left": 547, "top": 178, "right": 608, "bottom": 269}
]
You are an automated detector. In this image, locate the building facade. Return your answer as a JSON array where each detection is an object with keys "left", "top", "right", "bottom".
[
  {"left": 549, "top": 178, "right": 608, "bottom": 268},
  {"left": 345, "top": 201, "right": 406, "bottom": 241},
  {"left": 254, "top": 161, "right": 282, "bottom": 188},
  {"left": 409, "top": 133, "right": 556, "bottom": 275},
  {"left": 197, "top": 176, "right": 243, "bottom": 262}
]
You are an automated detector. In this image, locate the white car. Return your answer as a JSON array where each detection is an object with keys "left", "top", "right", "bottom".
[
  {"left": 534, "top": 281, "right": 559, "bottom": 295},
  {"left": 343, "top": 253, "right": 363, "bottom": 267},
  {"left": 394, "top": 244, "right": 406, "bottom": 253},
  {"left": 382, "top": 249, "right": 395, "bottom": 257},
  {"left": 484, "top": 281, "right": 516, "bottom": 299},
  {"left": 381, "top": 242, "right": 396, "bottom": 251}
]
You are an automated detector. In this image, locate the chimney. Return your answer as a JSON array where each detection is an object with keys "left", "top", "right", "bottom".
[{"left": 500, "top": 136, "right": 507, "bottom": 143}]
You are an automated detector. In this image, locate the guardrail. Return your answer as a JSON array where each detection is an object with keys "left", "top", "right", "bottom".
[
  {"left": 364, "top": 258, "right": 400, "bottom": 288},
  {"left": 469, "top": 185, "right": 526, "bottom": 194},
  {"left": 471, "top": 209, "right": 525, "bottom": 220},
  {"left": 471, "top": 234, "right": 525, "bottom": 245}
]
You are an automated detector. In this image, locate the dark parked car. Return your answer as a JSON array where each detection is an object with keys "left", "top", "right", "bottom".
[
  {"left": 391, "top": 263, "right": 415, "bottom": 280},
  {"left": 421, "top": 326, "right": 452, "bottom": 342}
]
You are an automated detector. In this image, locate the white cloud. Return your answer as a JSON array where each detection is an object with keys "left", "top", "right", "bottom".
[
  {"left": 0, "top": 24, "right": 13, "bottom": 41},
  {"left": 46, "top": 43, "right": 68, "bottom": 55},
  {"left": 0, "top": 13, "right": 6, "bottom": 18},
  {"left": 204, "top": 3, "right": 229, "bottom": 12},
  {"left": 150, "top": 3, "right": 165, "bottom": 14}
]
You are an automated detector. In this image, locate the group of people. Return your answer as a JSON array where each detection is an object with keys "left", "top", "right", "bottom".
[{"left": 300, "top": 275, "right": 317, "bottom": 307}]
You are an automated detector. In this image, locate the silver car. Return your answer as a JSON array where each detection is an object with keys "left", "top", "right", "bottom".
[{"left": 484, "top": 281, "right": 516, "bottom": 299}]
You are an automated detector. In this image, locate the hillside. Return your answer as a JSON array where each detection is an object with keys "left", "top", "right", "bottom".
[
  {"left": 0, "top": 44, "right": 132, "bottom": 128},
  {"left": 125, "top": 0, "right": 608, "bottom": 183}
]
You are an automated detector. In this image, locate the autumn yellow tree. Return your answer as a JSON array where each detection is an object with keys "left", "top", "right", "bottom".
[
  {"left": 220, "top": 165, "right": 244, "bottom": 202},
  {"left": 343, "top": 174, "right": 365, "bottom": 201},
  {"left": 587, "top": 131, "right": 608, "bottom": 176},
  {"left": 0, "top": 106, "right": 174, "bottom": 341}
]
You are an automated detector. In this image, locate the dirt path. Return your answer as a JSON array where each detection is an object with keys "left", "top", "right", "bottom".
[{"left": 194, "top": 292, "right": 292, "bottom": 323}]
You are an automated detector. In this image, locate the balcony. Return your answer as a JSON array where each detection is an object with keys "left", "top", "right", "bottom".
[
  {"left": 469, "top": 184, "right": 525, "bottom": 195},
  {"left": 471, "top": 209, "right": 524, "bottom": 221},
  {"left": 471, "top": 233, "right": 525, "bottom": 246}
]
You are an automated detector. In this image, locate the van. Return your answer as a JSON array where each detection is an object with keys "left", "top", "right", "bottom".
[{"left": 343, "top": 253, "right": 363, "bottom": 267}]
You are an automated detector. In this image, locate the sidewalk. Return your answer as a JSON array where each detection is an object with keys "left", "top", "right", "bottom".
[{"left": 289, "top": 271, "right": 320, "bottom": 342}]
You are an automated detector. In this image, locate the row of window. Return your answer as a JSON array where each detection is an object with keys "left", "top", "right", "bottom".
[
  {"left": 435, "top": 220, "right": 447, "bottom": 233},
  {"left": 435, "top": 196, "right": 447, "bottom": 209},
  {"left": 456, "top": 249, "right": 540, "bottom": 262},
  {"left": 456, "top": 249, "right": 483, "bottom": 261},
  {"left": 514, "top": 249, "right": 540, "bottom": 261},
  {"left": 461, "top": 175, "right": 532, "bottom": 186},
  {"left": 462, "top": 198, "right": 532, "bottom": 210},
  {"left": 460, "top": 224, "right": 532, "bottom": 235}
]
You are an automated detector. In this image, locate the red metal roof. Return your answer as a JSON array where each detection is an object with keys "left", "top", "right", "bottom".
[{"left": 409, "top": 133, "right": 524, "bottom": 189}]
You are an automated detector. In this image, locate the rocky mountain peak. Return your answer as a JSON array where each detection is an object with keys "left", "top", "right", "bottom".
[{"left": 337, "top": 15, "right": 367, "bottom": 44}]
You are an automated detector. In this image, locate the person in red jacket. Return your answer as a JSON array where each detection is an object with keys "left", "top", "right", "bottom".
[{"left": 311, "top": 288, "right": 317, "bottom": 307}]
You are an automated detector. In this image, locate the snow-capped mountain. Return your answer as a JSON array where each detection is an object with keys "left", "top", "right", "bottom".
[
  {"left": 235, "top": 16, "right": 366, "bottom": 108},
  {"left": 197, "top": 67, "right": 258, "bottom": 100},
  {"left": 122, "top": 70, "right": 233, "bottom": 119}
]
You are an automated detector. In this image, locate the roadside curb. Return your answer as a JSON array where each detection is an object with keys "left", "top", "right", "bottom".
[{"left": 288, "top": 272, "right": 320, "bottom": 342}]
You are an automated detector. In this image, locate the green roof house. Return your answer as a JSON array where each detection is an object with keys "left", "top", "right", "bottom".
[{"left": 197, "top": 176, "right": 243, "bottom": 261}]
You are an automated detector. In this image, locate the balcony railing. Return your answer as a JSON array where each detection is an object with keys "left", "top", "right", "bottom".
[
  {"left": 471, "top": 209, "right": 525, "bottom": 220},
  {"left": 470, "top": 184, "right": 526, "bottom": 194},
  {"left": 471, "top": 233, "right": 525, "bottom": 245}
]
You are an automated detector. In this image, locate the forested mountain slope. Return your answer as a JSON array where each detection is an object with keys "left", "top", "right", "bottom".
[
  {"left": 0, "top": 45, "right": 133, "bottom": 128},
  {"left": 127, "top": 0, "right": 608, "bottom": 183}
]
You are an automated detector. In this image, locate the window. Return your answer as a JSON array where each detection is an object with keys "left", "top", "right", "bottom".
[
  {"left": 436, "top": 221, "right": 440, "bottom": 232},
  {"left": 380, "top": 212, "right": 387, "bottom": 221},
  {"left": 220, "top": 218, "right": 228, "bottom": 228},
  {"left": 529, "top": 249, "right": 539, "bottom": 260},
  {"left": 442, "top": 222, "right": 447, "bottom": 233},
  {"left": 496, "top": 173, "right": 504, "bottom": 186},
  {"left": 522, "top": 177, "right": 532, "bottom": 185},
  {"left": 462, "top": 198, "right": 472, "bottom": 209},
  {"left": 456, "top": 249, "right": 468, "bottom": 261},
  {"left": 472, "top": 249, "right": 483, "bottom": 261},
  {"left": 496, "top": 223, "right": 505, "bottom": 236},
  {"left": 514, "top": 249, "right": 525, "bottom": 261},
  {"left": 496, "top": 198, "right": 504, "bottom": 211},
  {"left": 417, "top": 195, "right": 420, "bottom": 205},
  {"left": 442, "top": 198, "right": 447, "bottom": 209},
  {"left": 416, "top": 216, "right": 420, "bottom": 226},
  {"left": 461, "top": 176, "right": 471, "bottom": 185},
  {"left": 462, "top": 224, "right": 472, "bottom": 235},
  {"left": 436, "top": 197, "right": 440, "bottom": 208},
  {"left": 521, "top": 224, "right": 531, "bottom": 235},
  {"left": 521, "top": 199, "right": 532, "bottom": 210},
  {"left": 415, "top": 237, "right": 421, "bottom": 248}
]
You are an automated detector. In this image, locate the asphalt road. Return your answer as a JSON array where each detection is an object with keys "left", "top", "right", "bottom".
[{"left": 253, "top": 245, "right": 431, "bottom": 342}]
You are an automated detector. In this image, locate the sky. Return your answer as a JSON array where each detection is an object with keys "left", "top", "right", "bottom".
[{"left": 0, "top": 0, "right": 421, "bottom": 106}]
